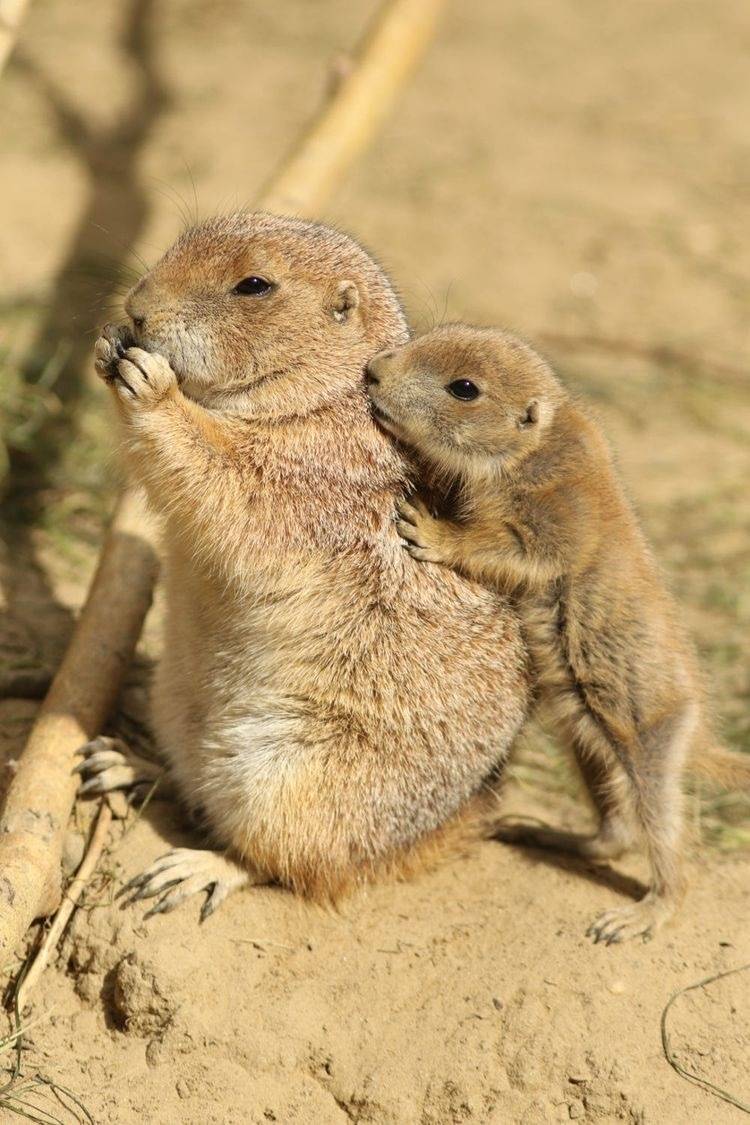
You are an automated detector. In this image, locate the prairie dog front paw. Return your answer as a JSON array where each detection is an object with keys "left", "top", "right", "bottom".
[
  {"left": 395, "top": 497, "right": 452, "bottom": 565},
  {"left": 96, "top": 332, "right": 177, "bottom": 408},
  {"left": 94, "top": 324, "right": 133, "bottom": 383}
]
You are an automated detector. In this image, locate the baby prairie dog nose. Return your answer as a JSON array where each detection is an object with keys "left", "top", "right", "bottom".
[{"left": 365, "top": 349, "right": 396, "bottom": 385}]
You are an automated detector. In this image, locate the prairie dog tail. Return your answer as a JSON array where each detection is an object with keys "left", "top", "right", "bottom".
[{"left": 690, "top": 745, "right": 750, "bottom": 791}]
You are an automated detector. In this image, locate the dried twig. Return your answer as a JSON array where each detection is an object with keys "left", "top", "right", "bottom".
[
  {"left": 16, "top": 803, "right": 112, "bottom": 1011},
  {"left": 259, "top": 0, "right": 447, "bottom": 216},
  {"left": 661, "top": 962, "right": 750, "bottom": 1114},
  {"left": 0, "top": 0, "right": 447, "bottom": 973}
]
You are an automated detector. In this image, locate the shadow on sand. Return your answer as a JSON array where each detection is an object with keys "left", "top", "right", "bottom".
[{"left": 1, "top": 0, "right": 168, "bottom": 687}]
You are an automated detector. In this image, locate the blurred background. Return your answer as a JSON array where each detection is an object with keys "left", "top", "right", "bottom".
[{"left": 1, "top": 4, "right": 749, "bottom": 1120}]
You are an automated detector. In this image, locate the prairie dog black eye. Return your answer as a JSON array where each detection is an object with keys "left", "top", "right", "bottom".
[
  {"left": 234, "top": 276, "right": 273, "bottom": 297},
  {"left": 447, "top": 379, "right": 480, "bottom": 401}
]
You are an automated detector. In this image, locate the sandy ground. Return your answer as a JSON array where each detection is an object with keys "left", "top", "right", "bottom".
[{"left": 1, "top": 1, "right": 749, "bottom": 1122}]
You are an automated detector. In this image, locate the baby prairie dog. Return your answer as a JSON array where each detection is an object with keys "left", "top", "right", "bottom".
[{"left": 367, "top": 323, "right": 707, "bottom": 944}]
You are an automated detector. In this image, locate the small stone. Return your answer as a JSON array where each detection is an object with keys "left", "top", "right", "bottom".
[
  {"left": 175, "top": 1078, "right": 192, "bottom": 1100},
  {"left": 75, "top": 973, "right": 100, "bottom": 1005},
  {"left": 584, "top": 1094, "right": 613, "bottom": 1115},
  {"left": 492, "top": 997, "right": 504, "bottom": 1011},
  {"left": 111, "top": 954, "right": 178, "bottom": 1037},
  {"left": 569, "top": 271, "right": 598, "bottom": 298},
  {"left": 145, "top": 1038, "right": 165, "bottom": 1067},
  {"left": 568, "top": 1102, "right": 584, "bottom": 1119},
  {"left": 608, "top": 980, "right": 626, "bottom": 994}
]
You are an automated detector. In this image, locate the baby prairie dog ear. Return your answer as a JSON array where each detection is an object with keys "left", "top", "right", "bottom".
[
  {"left": 331, "top": 279, "right": 361, "bottom": 324},
  {"left": 517, "top": 399, "right": 541, "bottom": 429}
]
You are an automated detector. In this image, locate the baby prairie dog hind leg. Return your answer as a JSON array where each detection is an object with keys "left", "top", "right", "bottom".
[
  {"left": 496, "top": 694, "right": 692, "bottom": 943},
  {"left": 498, "top": 739, "right": 635, "bottom": 864},
  {"left": 586, "top": 704, "right": 693, "bottom": 944},
  {"left": 568, "top": 744, "right": 635, "bottom": 860}
]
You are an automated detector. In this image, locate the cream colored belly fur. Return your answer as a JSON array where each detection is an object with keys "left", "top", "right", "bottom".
[{"left": 152, "top": 532, "right": 527, "bottom": 885}]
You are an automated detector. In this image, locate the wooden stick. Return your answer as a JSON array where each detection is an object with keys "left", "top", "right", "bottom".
[
  {"left": 0, "top": 0, "right": 446, "bottom": 972},
  {"left": 16, "top": 802, "right": 113, "bottom": 1011},
  {"left": 0, "top": 0, "right": 30, "bottom": 77},
  {"left": 260, "top": 0, "right": 446, "bottom": 217},
  {"left": 0, "top": 490, "right": 158, "bottom": 961}
]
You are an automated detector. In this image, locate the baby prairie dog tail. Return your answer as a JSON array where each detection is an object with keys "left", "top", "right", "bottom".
[
  {"left": 366, "top": 322, "right": 723, "bottom": 945},
  {"left": 690, "top": 743, "right": 750, "bottom": 791}
]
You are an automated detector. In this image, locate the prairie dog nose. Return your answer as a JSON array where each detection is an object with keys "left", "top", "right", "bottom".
[
  {"left": 366, "top": 350, "right": 396, "bottom": 385},
  {"left": 124, "top": 295, "right": 146, "bottom": 331},
  {"left": 124, "top": 281, "right": 149, "bottom": 332}
]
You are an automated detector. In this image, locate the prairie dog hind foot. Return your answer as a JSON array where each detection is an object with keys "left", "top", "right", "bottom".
[
  {"left": 74, "top": 735, "right": 164, "bottom": 799},
  {"left": 587, "top": 892, "right": 677, "bottom": 945},
  {"left": 496, "top": 818, "right": 675, "bottom": 944},
  {"left": 118, "top": 848, "right": 258, "bottom": 922}
]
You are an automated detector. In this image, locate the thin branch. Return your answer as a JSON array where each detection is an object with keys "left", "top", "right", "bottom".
[
  {"left": 16, "top": 803, "right": 113, "bottom": 1010},
  {"left": 661, "top": 963, "right": 750, "bottom": 1115}
]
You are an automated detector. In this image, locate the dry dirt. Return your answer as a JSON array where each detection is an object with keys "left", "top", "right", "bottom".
[{"left": 1, "top": 1, "right": 749, "bottom": 1123}]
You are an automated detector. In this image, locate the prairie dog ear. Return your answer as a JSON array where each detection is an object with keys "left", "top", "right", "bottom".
[
  {"left": 331, "top": 280, "right": 361, "bottom": 324},
  {"left": 517, "top": 398, "right": 541, "bottom": 429}
]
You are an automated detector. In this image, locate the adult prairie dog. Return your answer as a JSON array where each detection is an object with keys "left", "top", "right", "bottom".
[
  {"left": 367, "top": 322, "right": 710, "bottom": 944},
  {"left": 79, "top": 214, "right": 528, "bottom": 919}
]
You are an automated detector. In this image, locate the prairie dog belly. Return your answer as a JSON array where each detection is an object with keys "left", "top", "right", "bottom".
[
  {"left": 152, "top": 538, "right": 528, "bottom": 854},
  {"left": 151, "top": 545, "right": 320, "bottom": 807}
]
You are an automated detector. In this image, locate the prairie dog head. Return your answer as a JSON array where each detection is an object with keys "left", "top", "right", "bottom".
[
  {"left": 121, "top": 211, "right": 408, "bottom": 418},
  {"left": 366, "top": 324, "right": 564, "bottom": 476}
]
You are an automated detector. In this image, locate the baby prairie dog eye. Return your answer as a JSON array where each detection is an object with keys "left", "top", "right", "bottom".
[
  {"left": 233, "top": 276, "right": 273, "bottom": 297},
  {"left": 446, "top": 379, "right": 480, "bottom": 401}
]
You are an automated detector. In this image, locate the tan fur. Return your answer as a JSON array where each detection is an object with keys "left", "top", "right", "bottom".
[
  {"left": 93, "top": 214, "right": 528, "bottom": 907},
  {"left": 367, "top": 322, "right": 742, "bottom": 943}
]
